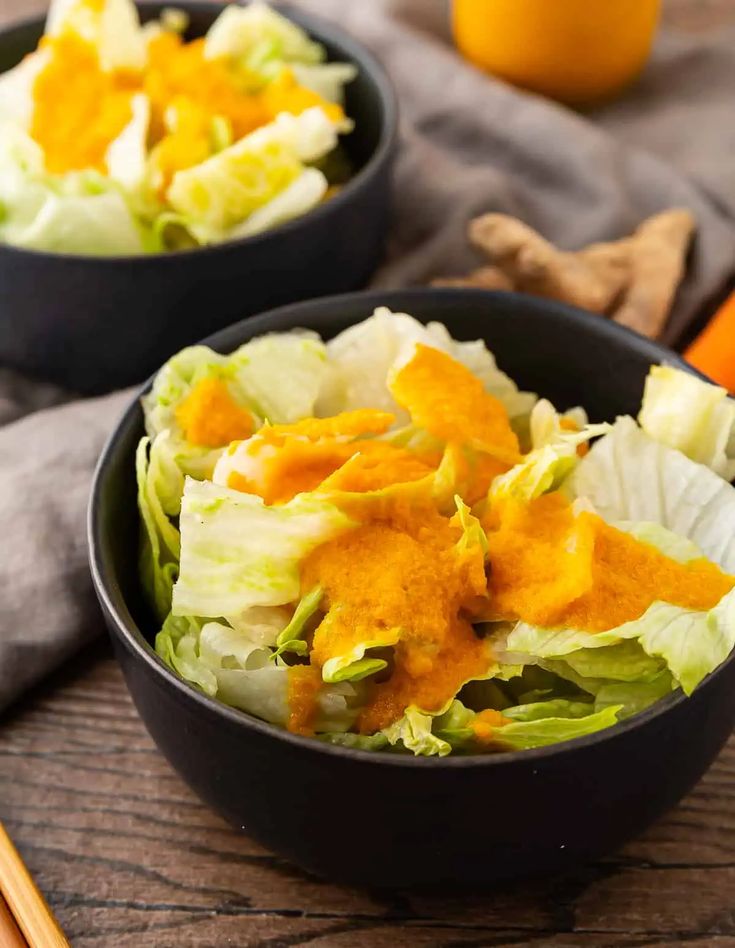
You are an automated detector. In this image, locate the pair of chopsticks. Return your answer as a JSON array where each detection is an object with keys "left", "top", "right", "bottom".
[{"left": 0, "top": 822, "right": 69, "bottom": 947}]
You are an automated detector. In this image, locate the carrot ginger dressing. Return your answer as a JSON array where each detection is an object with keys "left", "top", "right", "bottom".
[
  {"left": 484, "top": 491, "right": 735, "bottom": 631},
  {"left": 472, "top": 709, "right": 512, "bottom": 744},
  {"left": 223, "top": 410, "right": 435, "bottom": 505},
  {"left": 300, "top": 506, "right": 492, "bottom": 734},
  {"left": 286, "top": 665, "right": 323, "bottom": 736},
  {"left": 30, "top": 27, "right": 344, "bottom": 179},
  {"left": 390, "top": 344, "right": 522, "bottom": 465},
  {"left": 175, "top": 377, "right": 254, "bottom": 448},
  {"left": 31, "top": 33, "right": 138, "bottom": 173}
]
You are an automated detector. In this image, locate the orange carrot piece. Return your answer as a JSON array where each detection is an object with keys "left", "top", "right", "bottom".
[{"left": 685, "top": 290, "right": 735, "bottom": 392}]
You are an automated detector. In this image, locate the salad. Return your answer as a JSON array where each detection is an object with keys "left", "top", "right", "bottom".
[
  {"left": 0, "top": 0, "right": 355, "bottom": 255},
  {"left": 137, "top": 308, "right": 735, "bottom": 756}
]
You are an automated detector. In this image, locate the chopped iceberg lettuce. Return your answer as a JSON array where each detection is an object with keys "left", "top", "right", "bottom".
[
  {"left": 166, "top": 109, "right": 337, "bottom": 244},
  {"left": 638, "top": 365, "right": 735, "bottom": 480},
  {"left": 205, "top": 2, "right": 325, "bottom": 67},
  {"left": 172, "top": 478, "right": 354, "bottom": 618},
  {"left": 568, "top": 416, "right": 735, "bottom": 572},
  {"left": 316, "top": 307, "right": 537, "bottom": 422}
]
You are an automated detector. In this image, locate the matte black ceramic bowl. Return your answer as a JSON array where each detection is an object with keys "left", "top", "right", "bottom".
[
  {"left": 0, "top": 2, "right": 396, "bottom": 394},
  {"left": 89, "top": 289, "right": 735, "bottom": 887}
]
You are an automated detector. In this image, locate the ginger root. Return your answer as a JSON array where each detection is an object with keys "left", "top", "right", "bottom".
[{"left": 433, "top": 209, "right": 695, "bottom": 339}]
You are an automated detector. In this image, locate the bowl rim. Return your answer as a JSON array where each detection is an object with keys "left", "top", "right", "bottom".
[
  {"left": 88, "top": 287, "right": 725, "bottom": 768},
  {"left": 0, "top": 0, "right": 398, "bottom": 265}
]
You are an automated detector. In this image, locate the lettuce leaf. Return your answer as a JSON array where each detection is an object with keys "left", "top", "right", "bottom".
[
  {"left": 489, "top": 423, "right": 609, "bottom": 505},
  {"left": 143, "top": 332, "right": 329, "bottom": 499},
  {"left": 172, "top": 478, "right": 355, "bottom": 618},
  {"left": 0, "top": 52, "right": 47, "bottom": 128},
  {"left": 46, "top": 0, "right": 146, "bottom": 72},
  {"left": 490, "top": 705, "right": 622, "bottom": 750},
  {"left": 0, "top": 126, "right": 150, "bottom": 254},
  {"left": 509, "top": 587, "right": 735, "bottom": 696},
  {"left": 105, "top": 93, "right": 150, "bottom": 193},
  {"left": 382, "top": 707, "right": 452, "bottom": 757},
  {"left": 167, "top": 109, "right": 336, "bottom": 244},
  {"left": 530, "top": 399, "right": 589, "bottom": 450},
  {"left": 614, "top": 521, "right": 704, "bottom": 564},
  {"left": 316, "top": 307, "right": 536, "bottom": 422},
  {"left": 229, "top": 332, "right": 328, "bottom": 424},
  {"left": 568, "top": 416, "right": 735, "bottom": 572},
  {"left": 271, "top": 585, "right": 323, "bottom": 660},
  {"left": 291, "top": 62, "right": 357, "bottom": 105},
  {"left": 204, "top": 2, "right": 326, "bottom": 67},
  {"left": 156, "top": 616, "right": 358, "bottom": 730},
  {"left": 593, "top": 672, "right": 675, "bottom": 718},
  {"left": 321, "top": 731, "right": 390, "bottom": 752},
  {"left": 638, "top": 365, "right": 735, "bottom": 480},
  {"left": 434, "top": 698, "right": 622, "bottom": 751},
  {"left": 231, "top": 167, "right": 327, "bottom": 239},
  {"left": 136, "top": 437, "right": 180, "bottom": 621},
  {"left": 502, "top": 698, "right": 595, "bottom": 721},
  {"left": 224, "top": 605, "right": 291, "bottom": 648}
]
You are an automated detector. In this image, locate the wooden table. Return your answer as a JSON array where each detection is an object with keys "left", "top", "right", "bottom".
[{"left": 4, "top": 1, "right": 735, "bottom": 945}]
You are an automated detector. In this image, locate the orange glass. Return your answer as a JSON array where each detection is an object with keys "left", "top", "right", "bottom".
[{"left": 453, "top": 0, "right": 661, "bottom": 107}]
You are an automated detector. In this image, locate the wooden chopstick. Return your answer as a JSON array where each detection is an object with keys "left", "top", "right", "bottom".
[
  {"left": 0, "top": 892, "right": 27, "bottom": 947},
  {"left": 0, "top": 822, "right": 69, "bottom": 948}
]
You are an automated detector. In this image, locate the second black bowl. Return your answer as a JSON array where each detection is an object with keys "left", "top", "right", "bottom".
[
  {"left": 0, "top": 2, "right": 397, "bottom": 393},
  {"left": 89, "top": 289, "right": 735, "bottom": 887}
]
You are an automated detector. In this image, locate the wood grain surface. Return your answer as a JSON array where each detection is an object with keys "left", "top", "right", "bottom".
[{"left": 2, "top": 1, "right": 735, "bottom": 946}]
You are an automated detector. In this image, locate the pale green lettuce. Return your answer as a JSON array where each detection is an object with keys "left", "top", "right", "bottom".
[
  {"left": 156, "top": 616, "right": 358, "bottom": 730},
  {"left": 46, "top": 0, "right": 146, "bottom": 72},
  {"left": 167, "top": 109, "right": 336, "bottom": 244},
  {"left": 508, "top": 588, "right": 735, "bottom": 696},
  {"left": 434, "top": 699, "right": 622, "bottom": 751},
  {"left": 489, "top": 705, "right": 622, "bottom": 750},
  {"left": 0, "top": 124, "right": 152, "bottom": 255},
  {"left": 271, "top": 585, "right": 323, "bottom": 660},
  {"left": 205, "top": 2, "right": 325, "bottom": 67},
  {"left": 568, "top": 416, "right": 735, "bottom": 572},
  {"left": 638, "top": 365, "right": 735, "bottom": 480},
  {"left": 143, "top": 332, "right": 329, "bottom": 503},
  {"left": 383, "top": 707, "right": 452, "bottom": 757},
  {"left": 316, "top": 307, "right": 536, "bottom": 422},
  {"left": 489, "top": 415, "right": 609, "bottom": 504},
  {"left": 172, "top": 478, "right": 354, "bottom": 618},
  {"left": 136, "top": 437, "right": 180, "bottom": 621}
]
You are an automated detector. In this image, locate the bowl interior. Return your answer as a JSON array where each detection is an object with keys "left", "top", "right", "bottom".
[
  {"left": 0, "top": 1, "right": 388, "bottom": 184},
  {"left": 93, "top": 288, "right": 694, "bottom": 704}
]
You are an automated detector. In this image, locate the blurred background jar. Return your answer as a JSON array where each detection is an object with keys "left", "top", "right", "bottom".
[{"left": 452, "top": 0, "right": 662, "bottom": 107}]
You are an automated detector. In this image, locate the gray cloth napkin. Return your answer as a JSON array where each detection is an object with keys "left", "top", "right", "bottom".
[{"left": 3, "top": 0, "right": 735, "bottom": 712}]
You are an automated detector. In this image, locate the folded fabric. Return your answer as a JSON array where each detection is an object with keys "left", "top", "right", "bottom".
[{"left": 3, "top": 0, "right": 735, "bottom": 711}]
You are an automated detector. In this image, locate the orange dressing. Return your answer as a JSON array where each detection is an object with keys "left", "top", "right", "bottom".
[
  {"left": 559, "top": 416, "right": 589, "bottom": 457},
  {"left": 286, "top": 664, "right": 323, "bottom": 736},
  {"left": 145, "top": 33, "right": 269, "bottom": 145},
  {"left": 390, "top": 345, "right": 522, "bottom": 465},
  {"left": 318, "top": 446, "right": 433, "bottom": 494},
  {"left": 259, "top": 411, "right": 395, "bottom": 443},
  {"left": 261, "top": 67, "right": 345, "bottom": 125},
  {"left": 302, "top": 508, "right": 491, "bottom": 733},
  {"left": 224, "top": 411, "right": 421, "bottom": 505},
  {"left": 472, "top": 708, "right": 512, "bottom": 744},
  {"left": 485, "top": 492, "right": 735, "bottom": 631},
  {"left": 228, "top": 439, "right": 358, "bottom": 505},
  {"left": 444, "top": 442, "right": 511, "bottom": 506},
  {"left": 31, "top": 34, "right": 138, "bottom": 173},
  {"left": 175, "top": 377, "right": 254, "bottom": 448},
  {"left": 30, "top": 29, "right": 343, "bottom": 179}
]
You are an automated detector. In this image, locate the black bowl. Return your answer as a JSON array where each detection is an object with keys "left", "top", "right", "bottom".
[
  {"left": 89, "top": 289, "right": 735, "bottom": 887},
  {"left": 0, "top": 2, "right": 396, "bottom": 394}
]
